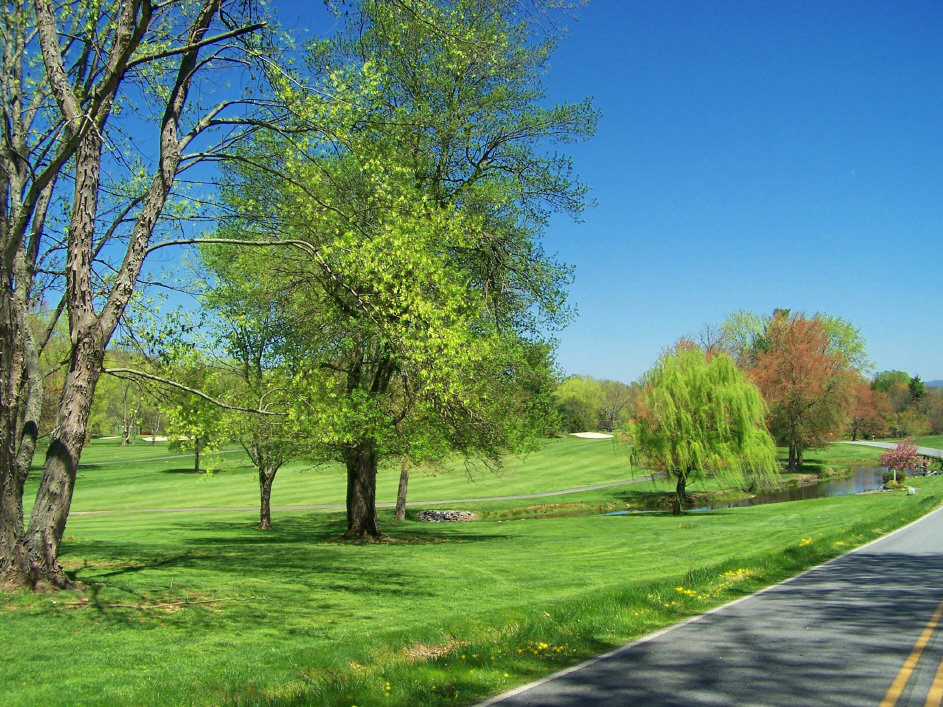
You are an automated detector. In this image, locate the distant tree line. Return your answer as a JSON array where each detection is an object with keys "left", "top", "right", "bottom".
[{"left": 567, "top": 308, "right": 939, "bottom": 474}]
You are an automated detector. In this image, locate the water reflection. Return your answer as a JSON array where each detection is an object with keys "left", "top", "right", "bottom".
[{"left": 691, "top": 467, "right": 889, "bottom": 512}]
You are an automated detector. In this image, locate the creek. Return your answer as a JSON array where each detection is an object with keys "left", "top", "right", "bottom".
[{"left": 690, "top": 467, "right": 890, "bottom": 512}]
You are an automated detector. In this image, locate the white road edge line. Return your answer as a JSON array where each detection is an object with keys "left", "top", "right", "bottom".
[{"left": 476, "top": 501, "right": 943, "bottom": 706}]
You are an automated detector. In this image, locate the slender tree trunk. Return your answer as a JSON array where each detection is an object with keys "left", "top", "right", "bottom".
[
  {"left": 258, "top": 469, "right": 276, "bottom": 530},
  {"left": 344, "top": 442, "right": 381, "bottom": 538},
  {"left": 194, "top": 438, "right": 202, "bottom": 474},
  {"left": 672, "top": 472, "right": 687, "bottom": 515},
  {"left": 0, "top": 479, "right": 29, "bottom": 588},
  {"left": 0, "top": 332, "right": 30, "bottom": 583},
  {"left": 788, "top": 443, "right": 797, "bottom": 470},
  {"left": 395, "top": 459, "right": 410, "bottom": 521},
  {"left": 797, "top": 445, "right": 804, "bottom": 466}
]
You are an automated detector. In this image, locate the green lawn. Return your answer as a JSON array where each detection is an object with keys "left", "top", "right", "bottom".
[
  {"left": 916, "top": 435, "right": 943, "bottom": 449},
  {"left": 5, "top": 437, "right": 936, "bottom": 705},
  {"left": 27, "top": 435, "right": 637, "bottom": 514}
]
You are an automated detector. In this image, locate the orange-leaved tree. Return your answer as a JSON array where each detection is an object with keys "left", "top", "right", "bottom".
[
  {"left": 749, "top": 313, "right": 857, "bottom": 469},
  {"left": 849, "top": 382, "right": 891, "bottom": 440}
]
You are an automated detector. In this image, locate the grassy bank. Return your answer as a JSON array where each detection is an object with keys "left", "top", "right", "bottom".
[{"left": 4, "top": 438, "right": 939, "bottom": 705}]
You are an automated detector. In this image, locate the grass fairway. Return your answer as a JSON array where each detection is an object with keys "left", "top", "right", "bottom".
[
  {"left": 5, "top": 438, "right": 935, "bottom": 705},
  {"left": 25, "top": 436, "right": 636, "bottom": 514}
]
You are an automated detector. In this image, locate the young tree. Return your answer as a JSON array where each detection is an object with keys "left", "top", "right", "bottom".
[
  {"left": 879, "top": 437, "right": 921, "bottom": 483},
  {"left": 162, "top": 360, "right": 229, "bottom": 474},
  {"left": 749, "top": 313, "right": 857, "bottom": 469},
  {"left": 1, "top": 0, "right": 276, "bottom": 588},
  {"left": 199, "top": 244, "right": 306, "bottom": 530},
  {"left": 213, "top": 0, "right": 594, "bottom": 538},
  {"left": 598, "top": 379, "right": 639, "bottom": 432},
  {"left": 631, "top": 345, "right": 778, "bottom": 514}
]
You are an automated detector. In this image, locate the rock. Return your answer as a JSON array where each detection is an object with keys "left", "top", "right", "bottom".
[{"left": 416, "top": 510, "right": 479, "bottom": 523}]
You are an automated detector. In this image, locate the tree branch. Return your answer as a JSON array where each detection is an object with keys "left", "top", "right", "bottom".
[
  {"left": 103, "top": 367, "right": 284, "bottom": 415},
  {"left": 126, "top": 22, "right": 266, "bottom": 69}
]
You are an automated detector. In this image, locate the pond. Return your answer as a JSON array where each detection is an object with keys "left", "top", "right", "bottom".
[{"left": 690, "top": 467, "right": 890, "bottom": 512}]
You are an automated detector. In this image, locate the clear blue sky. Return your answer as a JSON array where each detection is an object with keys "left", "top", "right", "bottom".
[
  {"left": 275, "top": 0, "right": 943, "bottom": 383},
  {"left": 537, "top": 0, "right": 943, "bottom": 383}
]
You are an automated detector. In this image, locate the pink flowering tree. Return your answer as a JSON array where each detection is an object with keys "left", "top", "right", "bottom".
[{"left": 879, "top": 437, "right": 921, "bottom": 482}]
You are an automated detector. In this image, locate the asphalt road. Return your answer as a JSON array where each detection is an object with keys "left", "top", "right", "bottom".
[
  {"left": 843, "top": 441, "right": 943, "bottom": 461},
  {"left": 483, "top": 504, "right": 943, "bottom": 706}
]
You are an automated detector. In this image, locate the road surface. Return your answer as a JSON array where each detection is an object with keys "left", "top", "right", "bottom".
[
  {"left": 483, "top": 503, "right": 943, "bottom": 706},
  {"left": 843, "top": 440, "right": 943, "bottom": 461}
]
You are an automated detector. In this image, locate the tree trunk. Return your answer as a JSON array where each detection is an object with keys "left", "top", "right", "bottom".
[
  {"left": 344, "top": 442, "right": 381, "bottom": 538},
  {"left": 788, "top": 443, "right": 797, "bottom": 471},
  {"left": 22, "top": 324, "right": 105, "bottom": 589},
  {"left": 258, "top": 469, "right": 276, "bottom": 530},
  {"left": 672, "top": 472, "right": 687, "bottom": 515},
  {"left": 0, "top": 487, "right": 30, "bottom": 589},
  {"left": 797, "top": 446, "right": 804, "bottom": 466},
  {"left": 395, "top": 459, "right": 410, "bottom": 521},
  {"left": 0, "top": 264, "right": 44, "bottom": 588},
  {"left": 194, "top": 438, "right": 202, "bottom": 474}
]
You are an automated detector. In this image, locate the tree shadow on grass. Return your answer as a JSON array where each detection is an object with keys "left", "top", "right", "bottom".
[
  {"left": 60, "top": 511, "right": 511, "bottom": 620},
  {"left": 157, "top": 467, "right": 235, "bottom": 475}
]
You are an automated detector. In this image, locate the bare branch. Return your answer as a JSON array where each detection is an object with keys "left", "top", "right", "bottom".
[
  {"left": 103, "top": 367, "right": 284, "bottom": 416},
  {"left": 126, "top": 22, "right": 266, "bottom": 70}
]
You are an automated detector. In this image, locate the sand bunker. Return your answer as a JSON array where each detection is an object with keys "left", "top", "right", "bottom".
[{"left": 570, "top": 432, "right": 614, "bottom": 439}]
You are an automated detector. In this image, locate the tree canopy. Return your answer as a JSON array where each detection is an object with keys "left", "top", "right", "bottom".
[
  {"left": 206, "top": 0, "right": 595, "bottom": 537},
  {"left": 748, "top": 312, "right": 857, "bottom": 469}
]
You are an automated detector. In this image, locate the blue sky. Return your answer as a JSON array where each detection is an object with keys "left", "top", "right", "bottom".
[
  {"left": 535, "top": 0, "right": 943, "bottom": 382},
  {"left": 273, "top": 1, "right": 943, "bottom": 383}
]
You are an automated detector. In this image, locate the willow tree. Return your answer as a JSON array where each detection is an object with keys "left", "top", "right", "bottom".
[
  {"left": 632, "top": 345, "right": 779, "bottom": 514},
  {"left": 210, "top": 0, "right": 594, "bottom": 537}
]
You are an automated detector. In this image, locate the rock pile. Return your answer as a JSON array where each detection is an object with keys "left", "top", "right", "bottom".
[{"left": 416, "top": 510, "right": 479, "bottom": 523}]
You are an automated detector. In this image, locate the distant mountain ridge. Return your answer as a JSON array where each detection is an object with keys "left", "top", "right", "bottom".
[{"left": 927, "top": 380, "right": 943, "bottom": 388}]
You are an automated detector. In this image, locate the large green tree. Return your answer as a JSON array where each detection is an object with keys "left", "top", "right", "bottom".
[
  {"left": 553, "top": 375, "right": 638, "bottom": 432},
  {"left": 631, "top": 345, "right": 778, "bottom": 514},
  {"left": 212, "top": 0, "right": 595, "bottom": 538}
]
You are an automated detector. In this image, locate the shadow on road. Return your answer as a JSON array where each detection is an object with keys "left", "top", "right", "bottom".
[{"left": 493, "top": 549, "right": 943, "bottom": 706}]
